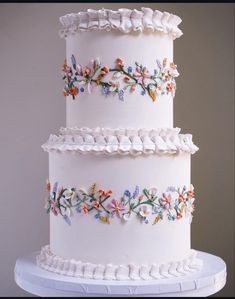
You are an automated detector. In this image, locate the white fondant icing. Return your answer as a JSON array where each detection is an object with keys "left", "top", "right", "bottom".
[
  {"left": 36, "top": 245, "right": 202, "bottom": 281},
  {"left": 42, "top": 127, "right": 199, "bottom": 155},
  {"left": 59, "top": 7, "right": 183, "bottom": 39}
]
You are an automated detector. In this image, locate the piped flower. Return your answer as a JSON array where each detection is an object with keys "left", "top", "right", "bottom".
[
  {"left": 115, "top": 58, "right": 125, "bottom": 68},
  {"left": 108, "top": 199, "right": 126, "bottom": 218},
  {"left": 139, "top": 205, "right": 152, "bottom": 223}
]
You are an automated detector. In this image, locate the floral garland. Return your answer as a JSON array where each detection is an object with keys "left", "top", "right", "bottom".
[
  {"left": 62, "top": 56, "right": 179, "bottom": 102},
  {"left": 45, "top": 181, "right": 195, "bottom": 226}
]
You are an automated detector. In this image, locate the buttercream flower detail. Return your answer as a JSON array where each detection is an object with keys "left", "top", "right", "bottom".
[
  {"left": 123, "top": 76, "right": 130, "bottom": 82},
  {"left": 163, "top": 58, "right": 168, "bottom": 67},
  {"left": 185, "top": 197, "right": 195, "bottom": 217},
  {"left": 46, "top": 179, "right": 51, "bottom": 192},
  {"left": 63, "top": 188, "right": 75, "bottom": 201},
  {"left": 108, "top": 199, "right": 126, "bottom": 218},
  {"left": 178, "top": 193, "right": 186, "bottom": 202},
  {"left": 168, "top": 63, "right": 179, "bottom": 77},
  {"left": 148, "top": 187, "right": 158, "bottom": 199},
  {"left": 83, "top": 66, "right": 92, "bottom": 77},
  {"left": 62, "top": 55, "right": 179, "bottom": 101},
  {"left": 130, "top": 84, "right": 136, "bottom": 92},
  {"left": 159, "top": 193, "right": 172, "bottom": 210},
  {"left": 166, "top": 82, "right": 175, "bottom": 93},
  {"left": 115, "top": 57, "right": 125, "bottom": 68},
  {"left": 45, "top": 183, "right": 195, "bottom": 225},
  {"left": 99, "top": 189, "right": 112, "bottom": 197},
  {"left": 132, "top": 186, "right": 140, "bottom": 199},
  {"left": 148, "top": 87, "right": 157, "bottom": 102},
  {"left": 187, "top": 184, "right": 194, "bottom": 198},
  {"left": 100, "top": 66, "right": 109, "bottom": 75},
  {"left": 89, "top": 183, "right": 97, "bottom": 195},
  {"left": 50, "top": 200, "right": 60, "bottom": 216},
  {"left": 93, "top": 200, "right": 101, "bottom": 209},
  {"left": 177, "top": 212, "right": 183, "bottom": 220},
  {"left": 122, "top": 212, "right": 133, "bottom": 222},
  {"left": 134, "top": 65, "right": 151, "bottom": 87},
  {"left": 118, "top": 89, "right": 125, "bottom": 101},
  {"left": 139, "top": 205, "right": 152, "bottom": 223},
  {"left": 69, "top": 86, "right": 79, "bottom": 97},
  {"left": 81, "top": 205, "right": 89, "bottom": 214}
]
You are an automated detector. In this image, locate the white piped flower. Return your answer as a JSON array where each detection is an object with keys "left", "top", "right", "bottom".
[{"left": 139, "top": 205, "right": 152, "bottom": 218}]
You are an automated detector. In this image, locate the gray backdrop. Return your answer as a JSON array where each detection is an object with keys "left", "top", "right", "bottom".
[{"left": 0, "top": 3, "right": 234, "bottom": 297}]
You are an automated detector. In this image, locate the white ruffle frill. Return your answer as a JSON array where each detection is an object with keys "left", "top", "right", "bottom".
[
  {"left": 37, "top": 245, "right": 203, "bottom": 281},
  {"left": 42, "top": 127, "right": 199, "bottom": 155},
  {"left": 59, "top": 7, "right": 183, "bottom": 39}
]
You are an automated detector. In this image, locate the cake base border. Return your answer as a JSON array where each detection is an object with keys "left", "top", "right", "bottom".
[{"left": 14, "top": 250, "right": 226, "bottom": 297}]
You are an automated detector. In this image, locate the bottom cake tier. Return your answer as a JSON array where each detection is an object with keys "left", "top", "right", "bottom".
[{"left": 39, "top": 150, "right": 202, "bottom": 280}]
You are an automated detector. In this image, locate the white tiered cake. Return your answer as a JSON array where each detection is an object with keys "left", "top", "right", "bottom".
[{"left": 37, "top": 7, "right": 203, "bottom": 281}]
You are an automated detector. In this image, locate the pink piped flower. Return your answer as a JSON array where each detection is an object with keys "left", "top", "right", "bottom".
[
  {"left": 83, "top": 67, "right": 92, "bottom": 77},
  {"left": 100, "top": 66, "right": 110, "bottom": 75},
  {"left": 159, "top": 193, "right": 172, "bottom": 210},
  {"left": 166, "top": 82, "right": 175, "bottom": 93},
  {"left": 116, "top": 58, "right": 125, "bottom": 68},
  {"left": 108, "top": 199, "right": 126, "bottom": 218},
  {"left": 170, "top": 62, "right": 177, "bottom": 69},
  {"left": 134, "top": 66, "right": 150, "bottom": 87},
  {"left": 51, "top": 201, "right": 60, "bottom": 216}
]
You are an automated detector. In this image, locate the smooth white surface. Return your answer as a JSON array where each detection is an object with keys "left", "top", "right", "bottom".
[
  {"left": 14, "top": 251, "right": 227, "bottom": 297},
  {"left": 66, "top": 30, "right": 175, "bottom": 129},
  {"left": 49, "top": 152, "right": 191, "bottom": 265}
]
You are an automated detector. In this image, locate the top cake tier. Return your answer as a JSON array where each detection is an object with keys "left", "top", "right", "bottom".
[{"left": 60, "top": 8, "right": 182, "bottom": 129}]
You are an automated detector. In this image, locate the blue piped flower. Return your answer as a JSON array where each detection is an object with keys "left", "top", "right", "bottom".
[
  {"left": 80, "top": 87, "right": 85, "bottom": 92},
  {"left": 75, "top": 207, "right": 81, "bottom": 214},
  {"left": 102, "top": 85, "right": 110, "bottom": 96},
  {"left": 127, "top": 66, "right": 132, "bottom": 73},
  {"left": 63, "top": 215, "right": 71, "bottom": 226},
  {"left": 132, "top": 186, "right": 139, "bottom": 199},
  {"left": 118, "top": 89, "right": 125, "bottom": 101},
  {"left": 141, "top": 90, "right": 146, "bottom": 96},
  {"left": 94, "top": 213, "right": 100, "bottom": 220},
  {"left": 124, "top": 190, "right": 131, "bottom": 197}
]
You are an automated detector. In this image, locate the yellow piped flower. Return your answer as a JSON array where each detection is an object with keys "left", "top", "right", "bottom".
[
  {"left": 89, "top": 183, "right": 97, "bottom": 194},
  {"left": 148, "top": 88, "right": 157, "bottom": 102},
  {"left": 100, "top": 216, "right": 111, "bottom": 224}
]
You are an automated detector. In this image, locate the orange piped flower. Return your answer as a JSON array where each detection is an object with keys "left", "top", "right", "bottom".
[
  {"left": 100, "top": 66, "right": 110, "bottom": 75},
  {"left": 81, "top": 205, "right": 89, "bottom": 214},
  {"left": 46, "top": 179, "right": 50, "bottom": 192},
  {"left": 187, "top": 190, "right": 194, "bottom": 198},
  {"left": 63, "top": 89, "right": 69, "bottom": 97},
  {"left": 178, "top": 194, "right": 185, "bottom": 202},
  {"left": 69, "top": 86, "right": 79, "bottom": 96},
  {"left": 99, "top": 189, "right": 113, "bottom": 197},
  {"left": 83, "top": 67, "right": 91, "bottom": 76},
  {"left": 177, "top": 213, "right": 183, "bottom": 220},
  {"left": 170, "top": 62, "right": 177, "bottom": 69},
  {"left": 123, "top": 76, "right": 130, "bottom": 82},
  {"left": 94, "top": 200, "right": 101, "bottom": 209},
  {"left": 130, "top": 84, "right": 136, "bottom": 92}
]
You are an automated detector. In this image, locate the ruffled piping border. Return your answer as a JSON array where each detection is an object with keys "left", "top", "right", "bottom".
[
  {"left": 42, "top": 127, "right": 199, "bottom": 155},
  {"left": 59, "top": 7, "right": 183, "bottom": 39},
  {"left": 36, "top": 245, "right": 203, "bottom": 281}
]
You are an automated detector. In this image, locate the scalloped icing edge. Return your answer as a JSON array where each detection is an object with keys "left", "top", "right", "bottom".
[
  {"left": 36, "top": 245, "right": 203, "bottom": 281},
  {"left": 59, "top": 7, "right": 183, "bottom": 39},
  {"left": 41, "top": 127, "right": 199, "bottom": 155}
]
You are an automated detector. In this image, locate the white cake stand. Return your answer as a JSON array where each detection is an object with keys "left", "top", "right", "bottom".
[{"left": 14, "top": 250, "right": 226, "bottom": 297}]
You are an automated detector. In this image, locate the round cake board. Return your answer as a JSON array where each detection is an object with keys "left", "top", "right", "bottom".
[{"left": 14, "top": 251, "right": 226, "bottom": 297}]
